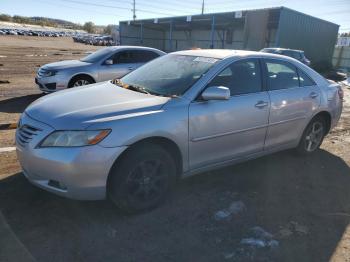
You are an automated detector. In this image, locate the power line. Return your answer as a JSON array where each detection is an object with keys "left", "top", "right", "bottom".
[
  {"left": 102, "top": 0, "right": 201, "bottom": 11},
  {"left": 59, "top": 0, "right": 178, "bottom": 16},
  {"left": 138, "top": 0, "right": 202, "bottom": 7},
  {"left": 37, "top": 0, "right": 130, "bottom": 19},
  {"left": 128, "top": 1, "right": 200, "bottom": 13}
]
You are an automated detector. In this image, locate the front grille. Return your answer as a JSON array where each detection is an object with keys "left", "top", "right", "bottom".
[{"left": 17, "top": 124, "right": 41, "bottom": 147}]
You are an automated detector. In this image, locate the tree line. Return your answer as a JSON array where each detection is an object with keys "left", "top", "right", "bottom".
[{"left": 0, "top": 13, "right": 115, "bottom": 34}]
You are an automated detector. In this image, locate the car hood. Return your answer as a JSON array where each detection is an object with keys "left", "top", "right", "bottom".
[
  {"left": 25, "top": 81, "right": 170, "bottom": 129},
  {"left": 42, "top": 60, "right": 91, "bottom": 70}
]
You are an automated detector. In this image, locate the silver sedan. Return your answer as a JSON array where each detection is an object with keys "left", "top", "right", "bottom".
[
  {"left": 17, "top": 50, "right": 343, "bottom": 213},
  {"left": 35, "top": 46, "right": 165, "bottom": 93}
]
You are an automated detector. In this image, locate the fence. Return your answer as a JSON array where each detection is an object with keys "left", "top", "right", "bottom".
[{"left": 333, "top": 46, "right": 350, "bottom": 71}]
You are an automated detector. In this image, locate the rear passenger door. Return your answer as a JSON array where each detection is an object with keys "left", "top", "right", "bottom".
[{"left": 263, "top": 59, "right": 321, "bottom": 149}]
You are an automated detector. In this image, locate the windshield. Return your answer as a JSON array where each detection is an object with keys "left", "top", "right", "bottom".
[
  {"left": 80, "top": 48, "right": 112, "bottom": 63},
  {"left": 120, "top": 54, "right": 219, "bottom": 96}
]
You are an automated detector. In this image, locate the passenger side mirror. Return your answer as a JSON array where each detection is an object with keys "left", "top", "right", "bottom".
[
  {"left": 105, "top": 59, "right": 113, "bottom": 65},
  {"left": 201, "top": 86, "right": 230, "bottom": 101}
]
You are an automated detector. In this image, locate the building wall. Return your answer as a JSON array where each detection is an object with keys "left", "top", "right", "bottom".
[
  {"left": 120, "top": 23, "right": 164, "bottom": 50},
  {"left": 243, "top": 9, "right": 269, "bottom": 50},
  {"left": 120, "top": 7, "right": 338, "bottom": 62},
  {"left": 276, "top": 7, "right": 339, "bottom": 64},
  {"left": 158, "top": 27, "right": 246, "bottom": 52}
]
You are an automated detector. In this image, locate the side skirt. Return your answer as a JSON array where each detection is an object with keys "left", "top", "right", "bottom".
[{"left": 182, "top": 142, "right": 297, "bottom": 178}]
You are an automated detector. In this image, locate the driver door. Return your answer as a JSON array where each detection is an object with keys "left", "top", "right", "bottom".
[{"left": 188, "top": 59, "right": 270, "bottom": 169}]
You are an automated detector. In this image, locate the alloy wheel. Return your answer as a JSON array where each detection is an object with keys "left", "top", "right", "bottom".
[
  {"left": 73, "top": 79, "right": 90, "bottom": 87},
  {"left": 126, "top": 159, "right": 168, "bottom": 204},
  {"left": 304, "top": 121, "right": 324, "bottom": 152}
]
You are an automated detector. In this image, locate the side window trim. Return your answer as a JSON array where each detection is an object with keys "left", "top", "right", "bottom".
[{"left": 258, "top": 58, "right": 268, "bottom": 92}]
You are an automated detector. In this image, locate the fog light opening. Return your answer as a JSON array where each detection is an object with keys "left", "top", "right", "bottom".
[{"left": 48, "top": 180, "right": 67, "bottom": 190}]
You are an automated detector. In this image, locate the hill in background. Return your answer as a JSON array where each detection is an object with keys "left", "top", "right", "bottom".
[{"left": 0, "top": 13, "right": 117, "bottom": 34}]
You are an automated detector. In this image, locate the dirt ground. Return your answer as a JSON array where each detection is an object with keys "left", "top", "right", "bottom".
[{"left": 1, "top": 36, "right": 350, "bottom": 262}]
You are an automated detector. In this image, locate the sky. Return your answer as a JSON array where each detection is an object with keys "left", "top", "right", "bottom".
[{"left": 0, "top": 0, "right": 349, "bottom": 32}]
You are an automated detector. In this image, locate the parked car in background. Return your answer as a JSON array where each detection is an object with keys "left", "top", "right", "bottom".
[
  {"left": 17, "top": 50, "right": 343, "bottom": 213},
  {"left": 35, "top": 46, "right": 166, "bottom": 93},
  {"left": 93, "top": 36, "right": 114, "bottom": 46},
  {"left": 260, "top": 48, "right": 311, "bottom": 66},
  {"left": 0, "top": 27, "right": 78, "bottom": 37}
]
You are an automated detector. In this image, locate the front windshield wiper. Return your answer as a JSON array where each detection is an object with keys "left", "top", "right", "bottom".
[
  {"left": 127, "top": 84, "right": 151, "bottom": 95},
  {"left": 111, "top": 78, "right": 124, "bottom": 87},
  {"left": 111, "top": 78, "right": 179, "bottom": 98},
  {"left": 112, "top": 78, "right": 150, "bottom": 94}
]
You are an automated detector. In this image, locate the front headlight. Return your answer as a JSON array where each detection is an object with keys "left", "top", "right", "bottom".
[
  {"left": 39, "top": 130, "right": 111, "bottom": 147},
  {"left": 39, "top": 69, "right": 57, "bottom": 77}
]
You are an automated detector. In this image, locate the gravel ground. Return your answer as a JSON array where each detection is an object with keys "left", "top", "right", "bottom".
[{"left": 0, "top": 36, "right": 350, "bottom": 262}]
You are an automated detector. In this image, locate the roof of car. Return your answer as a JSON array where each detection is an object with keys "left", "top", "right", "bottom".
[
  {"left": 106, "top": 45, "right": 164, "bottom": 53},
  {"left": 172, "top": 49, "right": 295, "bottom": 60},
  {"left": 262, "top": 47, "right": 303, "bottom": 53}
]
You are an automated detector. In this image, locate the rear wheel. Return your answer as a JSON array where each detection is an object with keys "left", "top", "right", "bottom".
[
  {"left": 108, "top": 143, "right": 176, "bottom": 213},
  {"left": 296, "top": 116, "right": 326, "bottom": 155}
]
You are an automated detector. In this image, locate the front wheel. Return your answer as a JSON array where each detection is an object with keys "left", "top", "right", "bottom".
[
  {"left": 296, "top": 116, "right": 326, "bottom": 155},
  {"left": 68, "top": 76, "right": 93, "bottom": 88},
  {"left": 108, "top": 143, "right": 177, "bottom": 213}
]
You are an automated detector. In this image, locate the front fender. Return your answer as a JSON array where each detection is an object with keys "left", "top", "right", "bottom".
[{"left": 87, "top": 102, "right": 190, "bottom": 171}]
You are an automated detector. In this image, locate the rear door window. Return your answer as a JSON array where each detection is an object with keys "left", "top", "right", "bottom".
[
  {"left": 114, "top": 51, "right": 136, "bottom": 64},
  {"left": 134, "top": 50, "right": 160, "bottom": 62},
  {"left": 114, "top": 50, "right": 160, "bottom": 64},
  {"left": 265, "top": 60, "right": 299, "bottom": 90}
]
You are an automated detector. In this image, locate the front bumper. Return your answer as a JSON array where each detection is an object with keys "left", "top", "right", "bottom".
[
  {"left": 16, "top": 113, "right": 127, "bottom": 200},
  {"left": 35, "top": 73, "right": 69, "bottom": 93}
]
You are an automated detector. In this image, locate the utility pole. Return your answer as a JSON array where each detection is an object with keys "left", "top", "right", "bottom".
[
  {"left": 201, "top": 0, "right": 204, "bottom": 15},
  {"left": 133, "top": 0, "right": 136, "bottom": 21}
]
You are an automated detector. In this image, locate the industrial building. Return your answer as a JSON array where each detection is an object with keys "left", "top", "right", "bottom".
[{"left": 119, "top": 7, "right": 339, "bottom": 64}]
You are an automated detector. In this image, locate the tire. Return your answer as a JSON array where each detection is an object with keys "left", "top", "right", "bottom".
[
  {"left": 296, "top": 116, "right": 326, "bottom": 155},
  {"left": 108, "top": 143, "right": 177, "bottom": 213},
  {"left": 68, "top": 75, "right": 93, "bottom": 88}
]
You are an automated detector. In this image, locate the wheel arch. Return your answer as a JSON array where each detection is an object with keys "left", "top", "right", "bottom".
[
  {"left": 107, "top": 136, "right": 183, "bottom": 187},
  {"left": 68, "top": 73, "right": 96, "bottom": 88},
  {"left": 312, "top": 111, "right": 332, "bottom": 135}
]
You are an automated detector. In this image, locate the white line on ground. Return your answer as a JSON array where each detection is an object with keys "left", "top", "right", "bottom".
[{"left": 0, "top": 147, "right": 16, "bottom": 153}]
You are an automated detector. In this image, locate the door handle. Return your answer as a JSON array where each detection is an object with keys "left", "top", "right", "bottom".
[
  {"left": 309, "top": 92, "right": 318, "bottom": 99},
  {"left": 128, "top": 66, "right": 134, "bottom": 70},
  {"left": 255, "top": 101, "right": 269, "bottom": 109}
]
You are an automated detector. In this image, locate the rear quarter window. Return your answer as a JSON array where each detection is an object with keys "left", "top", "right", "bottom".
[{"left": 298, "top": 69, "right": 316, "bottom": 86}]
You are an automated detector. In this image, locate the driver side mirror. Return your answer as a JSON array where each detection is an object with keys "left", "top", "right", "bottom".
[
  {"left": 105, "top": 59, "right": 113, "bottom": 65},
  {"left": 201, "top": 86, "right": 230, "bottom": 101}
]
